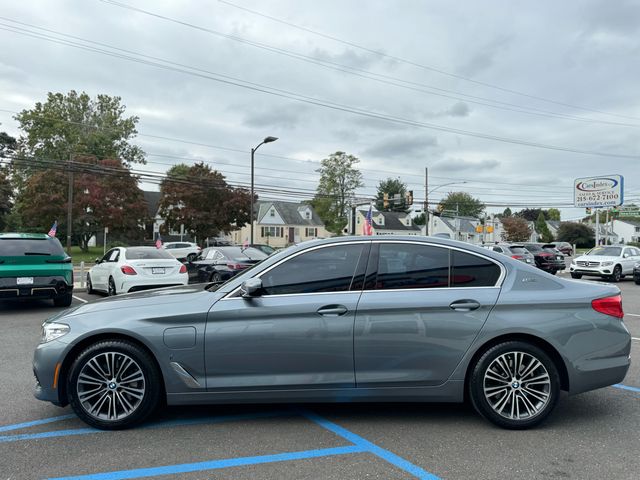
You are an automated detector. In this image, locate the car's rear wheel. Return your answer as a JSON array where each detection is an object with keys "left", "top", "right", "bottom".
[
  {"left": 108, "top": 277, "right": 117, "bottom": 296},
  {"left": 86, "top": 274, "right": 94, "bottom": 294},
  {"left": 570, "top": 273, "right": 582, "bottom": 279},
  {"left": 609, "top": 265, "right": 622, "bottom": 282},
  {"left": 53, "top": 293, "right": 73, "bottom": 307},
  {"left": 67, "top": 340, "right": 162, "bottom": 430},
  {"left": 469, "top": 341, "right": 560, "bottom": 429},
  {"left": 210, "top": 272, "right": 222, "bottom": 283}
]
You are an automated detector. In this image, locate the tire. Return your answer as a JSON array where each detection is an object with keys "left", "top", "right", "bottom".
[
  {"left": 86, "top": 274, "right": 94, "bottom": 294},
  {"left": 549, "top": 270, "right": 557, "bottom": 276},
  {"left": 610, "top": 265, "right": 622, "bottom": 282},
  {"left": 67, "top": 339, "right": 162, "bottom": 430},
  {"left": 210, "top": 272, "right": 223, "bottom": 283},
  {"left": 635, "top": 277, "right": 640, "bottom": 285},
  {"left": 108, "top": 277, "right": 117, "bottom": 296},
  {"left": 469, "top": 341, "right": 560, "bottom": 430},
  {"left": 53, "top": 292, "right": 73, "bottom": 307},
  {"left": 570, "top": 273, "right": 582, "bottom": 279}
]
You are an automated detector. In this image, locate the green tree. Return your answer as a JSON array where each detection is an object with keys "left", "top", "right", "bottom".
[
  {"left": 311, "top": 151, "right": 364, "bottom": 235},
  {"left": 375, "top": 177, "right": 408, "bottom": 212},
  {"left": 502, "top": 207, "right": 512, "bottom": 217},
  {"left": 546, "top": 208, "right": 561, "bottom": 221},
  {"left": 515, "top": 208, "right": 543, "bottom": 222},
  {"left": 17, "top": 156, "right": 148, "bottom": 250},
  {"left": 557, "top": 222, "right": 594, "bottom": 248},
  {"left": 412, "top": 212, "right": 426, "bottom": 226},
  {"left": 501, "top": 217, "right": 531, "bottom": 242},
  {"left": 0, "top": 132, "right": 17, "bottom": 231},
  {"left": 437, "top": 191, "right": 484, "bottom": 218},
  {"left": 159, "top": 163, "right": 252, "bottom": 242},
  {"left": 535, "top": 211, "right": 554, "bottom": 243},
  {"left": 14, "top": 91, "right": 145, "bottom": 172}
]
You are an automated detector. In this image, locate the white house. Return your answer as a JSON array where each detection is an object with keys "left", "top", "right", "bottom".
[
  {"left": 351, "top": 209, "right": 422, "bottom": 236},
  {"left": 611, "top": 219, "right": 640, "bottom": 244}
]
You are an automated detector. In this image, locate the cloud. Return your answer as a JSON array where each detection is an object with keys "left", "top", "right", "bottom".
[
  {"left": 457, "top": 35, "right": 513, "bottom": 77},
  {"left": 432, "top": 157, "right": 500, "bottom": 172},
  {"left": 242, "top": 104, "right": 308, "bottom": 129},
  {"left": 363, "top": 135, "right": 439, "bottom": 159}
]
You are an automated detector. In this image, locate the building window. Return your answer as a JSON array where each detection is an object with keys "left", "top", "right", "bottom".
[
  {"left": 305, "top": 227, "right": 317, "bottom": 237},
  {"left": 270, "top": 209, "right": 275, "bottom": 217},
  {"left": 261, "top": 226, "right": 283, "bottom": 237}
]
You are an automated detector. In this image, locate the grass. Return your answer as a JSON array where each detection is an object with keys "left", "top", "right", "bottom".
[{"left": 68, "top": 246, "right": 105, "bottom": 266}]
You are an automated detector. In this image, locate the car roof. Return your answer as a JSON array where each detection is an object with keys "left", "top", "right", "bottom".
[{"left": 0, "top": 233, "right": 52, "bottom": 240}]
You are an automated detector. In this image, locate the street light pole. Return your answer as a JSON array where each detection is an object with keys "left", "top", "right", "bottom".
[
  {"left": 250, "top": 136, "right": 278, "bottom": 245},
  {"left": 425, "top": 181, "right": 467, "bottom": 236}
]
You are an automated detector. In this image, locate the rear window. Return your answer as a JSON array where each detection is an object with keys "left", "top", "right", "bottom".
[
  {"left": 124, "top": 248, "right": 175, "bottom": 260},
  {"left": 524, "top": 244, "right": 543, "bottom": 253},
  {"left": 220, "top": 247, "right": 268, "bottom": 261},
  {"left": 0, "top": 238, "right": 66, "bottom": 256},
  {"left": 509, "top": 247, "right": 528, "bottom": 255}
]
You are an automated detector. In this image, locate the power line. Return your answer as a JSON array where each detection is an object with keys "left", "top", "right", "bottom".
[
  {"left": 216, "top": 0, "right": 640, "bottom": 122},
  {"left": 93, "top": 2, "right": 639, "bottom": 129},
  {"left": 1, "top": 22, "right": 638, "bottom": 161}
]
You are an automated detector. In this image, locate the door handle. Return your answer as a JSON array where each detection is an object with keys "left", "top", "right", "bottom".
[
  {"left": 317, "top": 305, "right": 348, "bottom": 316},
  {"left": 449, "top": 300, "right": 481, "bottom": 312}
]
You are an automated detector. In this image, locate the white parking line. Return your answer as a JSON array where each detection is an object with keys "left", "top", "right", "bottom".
[
  {"left": 627, "top": 313, "right": 640, "bottom": 318},
  {"left": 72, "top": 295, "right": 88, "bottom": 304}
]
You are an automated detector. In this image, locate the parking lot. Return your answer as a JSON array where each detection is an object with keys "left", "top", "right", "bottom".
[{"left": 1, "top": 276, "right": 638, "bottom": 480}]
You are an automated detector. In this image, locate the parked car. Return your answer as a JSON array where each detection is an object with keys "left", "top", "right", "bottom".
[
  {"left": 570, "top": 245, "right": 640, "bottom": 282},
  {"left": 482, "top": 243, "right": 535, "bottom": 265},
  {"left": 522, "top": 243, "right": 566, "bottom": 274},
  {"left": 87, "top": 246, "right": 188, "bottom": 295},
  {"left": 0, "top": 233, "right": 73, "bottom": 307},
  {"left": 634, "top": 261, "right": 640, "bottom": 285},
  {"left": 186, "top": 246, "right": 268, "bottom": 283},
  {"left": 551, "top": 242, "right": 573, "bottom": 256},
  {"left": 162, "top": 242, "right": 201, "bottom": 261},
  {"left": 248, "top": 244, "right": 276, "bottom": 255},
  {"left": 34, "top": 236, "right": 630, "bottom": 431}
]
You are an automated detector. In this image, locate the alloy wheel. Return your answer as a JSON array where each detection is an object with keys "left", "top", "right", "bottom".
[
  {"left": 76, "top": 352, "right": 146, "bottom": 421},
  {"left": 483, "top": 351, "right": 551, "bottom": 420},
  {"left": 108, "top": 278, "right": 116, "bottom": 296}
]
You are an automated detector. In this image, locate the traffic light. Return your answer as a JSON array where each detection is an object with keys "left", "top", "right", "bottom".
[
  {"left": 405, "top": 190, "right": 414, "bottom": 206},
  {"left": 585, "top": 208, "right": 592, "bottom": 215},
  {"left": 383, "top": 192, "right": 389, "bottom": 209}
]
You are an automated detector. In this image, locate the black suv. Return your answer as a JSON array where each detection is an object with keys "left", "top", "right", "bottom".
[{"left": 522, "top": 243, "right": 566, "bottom": 275}]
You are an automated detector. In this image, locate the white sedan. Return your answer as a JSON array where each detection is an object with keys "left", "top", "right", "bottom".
[{"left": 87, "top": 246, "right": 188, "bottom": 296}]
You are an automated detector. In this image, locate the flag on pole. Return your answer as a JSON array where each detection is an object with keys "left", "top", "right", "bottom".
[
  {"left": 47, "top": 221, "right": 58, "bottom": 238},
  {"left": 155, "top": 234, "right": 163, "bottom": 249},
  {"left": 363, "top": 206, "right": 373, "bottom": 236}
]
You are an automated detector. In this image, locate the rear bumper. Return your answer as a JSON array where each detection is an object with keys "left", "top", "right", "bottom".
[
  {"left": 120, "top": 274, "right": 188, "bottom": 293},
  {"left": 0, "top": 276, "right": 73, "bottom": 300}
]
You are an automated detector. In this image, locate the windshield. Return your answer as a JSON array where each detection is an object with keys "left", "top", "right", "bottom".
[
  {"left": 588, "top": 247, "right": 621, "bottom": 257},
  {"left": 0, "top": 238, "right": 66, "bottom": 256},
  {"left": 124, "top": 247, "right": 175, "bottom": 260}
]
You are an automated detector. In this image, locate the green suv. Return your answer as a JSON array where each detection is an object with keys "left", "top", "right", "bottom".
[{"left": 0, "top": 233, "right": 73, "bottom": 307}]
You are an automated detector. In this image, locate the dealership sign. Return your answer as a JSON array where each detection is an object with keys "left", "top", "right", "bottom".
[{"left": 574, "top": 175, "right": 624, "bottom": 208}]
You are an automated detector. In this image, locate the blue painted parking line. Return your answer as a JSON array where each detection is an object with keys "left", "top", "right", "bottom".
[
  {"left": 46, "top": 445, "right": 367, "bottom": 480},
  {"left": 613, "top": 384, "right": 640, "bottom": 394},
  {"left": 0, "top": 426, "right": 96, "bottom": 443},
  {"left": 302, "top": 410, "right": 441, "bottom": 480},
  {"left": 0, "top": 414, "right": 76, "bottom": 433}
]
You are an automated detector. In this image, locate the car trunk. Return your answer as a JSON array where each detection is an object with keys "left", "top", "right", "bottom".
[{"left": 127, "top": 259, "right": 181, "bottom": 277}]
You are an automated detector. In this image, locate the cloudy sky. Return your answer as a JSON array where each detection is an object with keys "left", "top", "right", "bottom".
[{"left": 1, "top": 0, "right": 639, "bottom": 220}]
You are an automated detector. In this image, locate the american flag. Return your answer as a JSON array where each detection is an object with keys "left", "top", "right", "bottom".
[
  {"left": 47, "top": 221, "right": 57, "bottom": 237},
  {"left": 155, "top": 234, "right": 163, "bottom": 249},
  {"left": 363, "top": 206, "right": 373, "bottom": 236}
]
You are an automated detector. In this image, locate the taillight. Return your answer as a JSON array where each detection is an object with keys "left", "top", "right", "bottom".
[
  {"left": 511, "top": 255, "right": 523, "bottom": 259},
  {"left": 592, "top": 295, "right": 624, "bottom": 319},
  {"left": 227, "top": 263, "right": 243, "bottom": 270},
  {"left": 179, "top": 264, "right": 187, "bottom": 274},
  {"left": 120, "top": 265, "right": 137, "bottom": 275}
]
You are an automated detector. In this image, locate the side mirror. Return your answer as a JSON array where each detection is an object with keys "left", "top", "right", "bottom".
[
  {"left": 240, "top": 278, "right": 263, "bottom": 298},
  {"left": 623, "top": 253, "right": 629, "bottom": 258},
  {"left": 95, "top": 257, "right": 102, "bottom": 264}
]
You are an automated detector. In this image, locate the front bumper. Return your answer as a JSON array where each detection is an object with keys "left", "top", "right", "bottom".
[
  {"left": 33, "top": 339, "right": 69, "bottom": 406},
  {"left": 569, "top": 266, "right": 612, "bottom": 277}
]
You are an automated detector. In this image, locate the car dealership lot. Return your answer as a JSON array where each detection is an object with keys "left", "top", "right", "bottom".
[{"left": 1, "top": 281, "right": 638, "bottom": 479}]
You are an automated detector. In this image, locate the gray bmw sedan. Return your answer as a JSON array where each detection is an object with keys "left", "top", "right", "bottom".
[{"left": 33, "top": 236, "right": 631, "bottom": 430}]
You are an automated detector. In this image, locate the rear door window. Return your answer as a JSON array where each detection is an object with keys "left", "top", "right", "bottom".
[
  {"left": 373, "top": 243, "right": 450, "bottom": 290},
  {"left": 451, "top": 250, "right": 501, "bottom": 287}
]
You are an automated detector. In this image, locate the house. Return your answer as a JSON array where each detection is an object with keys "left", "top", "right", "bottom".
[
  {"left": 228, "top": 201, "right": 328, "bottom": 247},
  {"left": 483, "top": 216, "right": 537, "bottom": 244},
  {"left": 430, "top": 214, "right": 483, "bottom": 243},
  {"left": 611, "top": 218, "right": 640, "bottom": 244},
  {"left": 351, "top": 208, "right": 422, "bottom": 236},
  {"left": 546, "top": 220, "right": 561, "bottom": 239},
  {"left": 142, "top": 191, "right": 193, "bottom": 243}
]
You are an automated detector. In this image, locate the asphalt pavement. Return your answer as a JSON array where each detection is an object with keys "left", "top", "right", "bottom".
[{"left": 0, "top": 275, "right": 638, "bottom": 479}]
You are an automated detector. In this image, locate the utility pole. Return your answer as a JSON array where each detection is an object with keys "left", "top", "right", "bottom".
[
  {"left": 66, "top": 153, "right": 73, "bottom": 256},
  {"left": 595, "top": 208, "right": 600, "bottom": 246},
  {"left": 424, "top": 167, "right": 428, "bottom": 235}
]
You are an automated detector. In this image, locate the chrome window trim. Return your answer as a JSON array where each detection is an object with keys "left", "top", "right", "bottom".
[{"left": 222, "top": 239, "right": 506, "bottom": 300}]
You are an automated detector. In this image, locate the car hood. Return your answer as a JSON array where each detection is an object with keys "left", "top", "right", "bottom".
[
  {"left": 574, "top": 255, "right": 620, "bottom": 263},
  {"left": 57, "top": 284, "right": 224, "bottom": 320}
]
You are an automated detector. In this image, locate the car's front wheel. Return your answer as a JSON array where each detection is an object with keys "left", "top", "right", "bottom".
[
  {"left": 67, "top": 339, "right": 162, "bottom": 429},
  {"left": 570, "top": 273, "right": 582, "bottom": 279},
  {"left": 469, "top": 341, "right": 560, "bottom": 429},
  {"left": 86, "top": 274, "right": 94, "bottom": 294},
  {"left": 635, "top": 276, "right": 640, "bottom": 285},
  {"left": 108, "top": 277, "right": 117, "bottom": 296},
  {"left": 609, "top": 265, "right": 622, "bottom": 282}
]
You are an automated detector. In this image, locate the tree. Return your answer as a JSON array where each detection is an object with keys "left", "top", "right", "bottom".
[
  {"left": 501, "top": 217, "right": 531, "bottom": 242},
  {"left": 412, "top": 213, "right": 426, "bottom": 226},
  {"left": 535, "top": 211, "right": 554, "bottom": 243},
  {"left": 437, "top": 191, "right": 484, "bottom": 218},
  {"left": 311, "top": 151, "right": 364, "bottom": 235},
  {"left": 0, "top": 132, "right": 17, "bottom": 231},
  {"left": 502, "top": 207, "right": 512, "bottom": 217},
  {"left": 546, "top": 208, "right": 561, "bottom": 221},
  {"left": 515, "top": 208, "right": 543, "bottom": 222},
  {"left": 158, "top": 162, "right": 252, "bottom": 241},
  {"left": 556, "top": 222, "right": 594, "bottom": 248},
  {"left": 375, "top": 177, "right": 408, "bottom": 212},
  {"left": 14, "top": 91, "right": 145, "bottom": 171},
  {"left": 17, "top": 156, "right": 148, "bottom": 251}
]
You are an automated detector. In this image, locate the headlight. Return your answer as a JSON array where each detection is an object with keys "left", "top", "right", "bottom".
[
  {"left": 601, "top": 261, "right": 613, "bottom": 267},
  {"left": 635, "top": 262, "right": 640, "bottom": 269},
  {"left": 41, "top": 322, "right": 70, "bottom": 343},
  {"left": 570, "top": 259, "right": 576, "bottom": 265}
]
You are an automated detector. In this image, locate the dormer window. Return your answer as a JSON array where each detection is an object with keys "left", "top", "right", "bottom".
[
  {"left": 270, "top": 209, "right": 275, "bottom": 217},
  {"left": 305, "top": 211, "right": 311, "bottom": 219}
]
